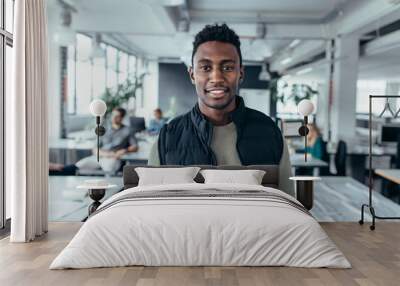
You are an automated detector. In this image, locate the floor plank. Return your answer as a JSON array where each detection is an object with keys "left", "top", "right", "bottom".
[{"left": 1, "top": 222, "right": 399, "bottom": 286}]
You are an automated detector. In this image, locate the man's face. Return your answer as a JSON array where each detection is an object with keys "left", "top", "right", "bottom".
[
  {"left": 189, "top": 41, "right": 244, "bottom": 110},
  {"left": 111, "top": 110, "right": 123, "bottom": 125},
  {"left": 154, "top": 111, "right": 162, "bottom": 120}
]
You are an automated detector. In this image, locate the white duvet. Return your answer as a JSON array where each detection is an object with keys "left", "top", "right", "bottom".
[{"left": 50, "top": 183, "right": 351, "bottom": 269}]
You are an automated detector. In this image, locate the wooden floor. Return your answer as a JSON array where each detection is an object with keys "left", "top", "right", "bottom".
[{"left": 1, "top": 222, "right": 400, "bottom": 286}]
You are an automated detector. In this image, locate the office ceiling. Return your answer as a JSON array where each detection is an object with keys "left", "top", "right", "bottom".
[
  {"left": 49, "top": 0, "right": 400, "bottom": 81},
  {"left": 359, "top": 50, "right": 400, "bottom": 80},
  {"left": 188, "top": 0, "right": 347, "bottom": 23},
  {"left": 53, "top": 0, "right": 348, "bottom": 60}
]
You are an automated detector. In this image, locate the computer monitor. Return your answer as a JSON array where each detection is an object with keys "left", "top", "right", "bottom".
[
  {"left": 381, "top": 125, "right": 400, "bottom": 143},
  {"left": 281, "top": 120, "right": 303, "bottom": 138},
  {"left": 129, "top": 117, "right": 146, "bottom": 133}
]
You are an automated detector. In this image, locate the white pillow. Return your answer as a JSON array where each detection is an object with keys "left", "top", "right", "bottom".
[
  {"left": 200, "top": 169, "right": 266, "bottom": 185},
  {"left": 135, "top": 167, "right": 201, "bottom": 186}
]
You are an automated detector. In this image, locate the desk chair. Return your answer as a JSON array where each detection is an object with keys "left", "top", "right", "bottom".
[
  {"left": 129, "top": 116, "right": 146, "bottom": 134},
  {"left": 381, "top": 140, "right": 400, "bottom": 202},
  {"left": 319, "top": 140, "right": 331, "bottom": 175},
  {"left": 335, "top": 140, "right": 347, "bottom": 176}
]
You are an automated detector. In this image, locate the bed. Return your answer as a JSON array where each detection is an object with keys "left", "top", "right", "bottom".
[{"left": 50, "top": 165, "right": 350, "bottom": 269}]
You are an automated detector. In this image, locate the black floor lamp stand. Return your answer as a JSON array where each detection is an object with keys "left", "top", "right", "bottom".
[{"left": 359, "top": 95, "right": 400, "bottom": 230}]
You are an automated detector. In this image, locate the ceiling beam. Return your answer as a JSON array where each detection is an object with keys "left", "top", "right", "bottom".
[
  {"left": 270, "top": 40, "right": 326, "bottom": 72},
  {"left": 150, "top": 5, "right": 179, "bottom": 34},
  {"left": 332, "top": 0, "right": 400, "bottom": 36},
  {"left": 189, "top": 9, "right": 331, "bottom": 24},
  {"left": 189, "top": 22, "right": 333, "bottom": 40},
  {"left": 363, "top": 29, "right": 400, "bottom": 56},
  {"left": 71, "top": 2, "right": 178, "bottom": 34}
]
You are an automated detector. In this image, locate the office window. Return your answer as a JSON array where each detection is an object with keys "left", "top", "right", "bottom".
[
  {"left": 66, "top": 34, "right": 136, "bottom": 115},
  {"left": 75, "top": 34, "right": 92, "bottom": 114},
  {"left": 128, "top": 55, "right": 137, "bottom": 79},
  {"left": 118, "top": 51, "right": 128, "bottom": 84},
  {"left": 66, "top": 46, "right": 76, "bottom": 114},
  {"left": 1, "top": 0, "right": 14, "bottom": 229},
  {"left": 5, "top": 0, "right": 14, "bottom": 33},
  {"left": 106, "top": 46, "right": 118, "bottom": 89},
  {"left": 93, "top": 57, "right": 106, "bottom": 98}
]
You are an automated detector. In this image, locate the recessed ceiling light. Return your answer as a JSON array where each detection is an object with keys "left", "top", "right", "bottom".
[
  {"left": 289, "top": 39, "right": 301, "bottom": 48},
  {"left": 296, "top": 67, "right": 313, "bottom": 75},
  {"left": 280, "top": 57, "right": 293, "bottom": 65}
]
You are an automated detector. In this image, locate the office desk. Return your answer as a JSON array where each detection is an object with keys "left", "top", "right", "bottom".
[
  {"left": 290, "top": 153, "right": 328, "bottom": 167},
  {"left": 326, "top": 143, "right": 397, "bottom": 156},
  {"left": 345, "top": 146, "right": 396, "bottom": 183},
  {"left": 349, "top": 145, "right": 397, "bottom": 156},
  {"left": 290, "top": 153, "right": 328, "bottom": 176},
  {"left": 49, "top": 138, "right": 95, "bottom": 150},
  {"left": 375, "top": 169, "right": 400, "bottom": 184},
  {"left": 49, "top": 138, "right": 95, "bottom": 164},
  {"left": 120, "top": 140, "right": 153, "bottom": 165}
]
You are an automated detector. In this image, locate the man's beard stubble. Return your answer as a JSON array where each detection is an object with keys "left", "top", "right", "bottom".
[{"left": 200, "top": 93, "right": 236, "bottom": 111}]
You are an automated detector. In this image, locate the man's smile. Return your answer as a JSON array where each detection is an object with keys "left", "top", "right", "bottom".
[{"left": 205, "top": 87, "right": 229, "bottom": 98}]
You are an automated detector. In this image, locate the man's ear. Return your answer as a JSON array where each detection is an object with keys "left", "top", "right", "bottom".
[
  {"left": 239, "top": 66, "right": 245, "bottom": 84},
  {"left": 188, "top": 66, "right": 195, "bottom": 84}
]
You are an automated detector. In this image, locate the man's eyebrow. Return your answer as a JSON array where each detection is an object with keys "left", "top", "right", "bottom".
[
  {"left": 220, "top": 59, "right": 236, "bottom": 64},
  {"left": 196, "top": 59, "right": 236, "bottom": 64},
  {"left": 197, "top": 59, "right": 212, "bottom": 64}
]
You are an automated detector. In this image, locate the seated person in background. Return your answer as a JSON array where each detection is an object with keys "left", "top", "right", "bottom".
[
  {"left": 75, "top": 107, "right": 138, "bottom": 173},
  {"left": 305, "top": 123, "right": 326, "bottom": 160},
  {"left": 49, "top": 162, "right": 78, "bottom": 176},
  {"left": 147, "top": 23, "right": 294, "bottom": 197},
  {"left": 147, "top": 108, "right": 167, "bottom": 135},
  {"left": 297, "top": 123, "right": 328, "bottom": 176}
]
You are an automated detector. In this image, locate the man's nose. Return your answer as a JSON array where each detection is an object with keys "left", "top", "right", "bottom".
[{"left": 209, "top": 67, "right": 224, "bottom": 83}]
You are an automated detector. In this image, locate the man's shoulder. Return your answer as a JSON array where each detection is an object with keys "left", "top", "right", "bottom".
[
  {"left": 119, "top": 124, "right": 131, "bottom": 132},
  {"left": 244, "top": 107, "right": 276, "bottom": 126},
  {"left": 114, "top": 125, "right": 133, "bottom": 137},
  {"left": 163, "top": 111, "right": 192, "bottom": 131}
]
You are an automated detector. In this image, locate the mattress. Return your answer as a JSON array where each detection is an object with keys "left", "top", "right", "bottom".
[{"left": 50, "top": 183, "right": 351, "bottom": 269}]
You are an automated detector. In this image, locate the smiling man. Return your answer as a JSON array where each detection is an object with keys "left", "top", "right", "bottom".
[{"left": 148, "top": 23, "right": 294, "bottom": 196}]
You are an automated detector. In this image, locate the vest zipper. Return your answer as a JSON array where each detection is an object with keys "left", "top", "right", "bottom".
[
  {"left": 235, "top": 132, "right": 244, "bottom": 165},
  {"left": 207, "top": 124, "right": 218, "bottom": 165}
]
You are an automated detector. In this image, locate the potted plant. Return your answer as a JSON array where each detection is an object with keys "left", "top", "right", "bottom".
[
  {"left": 275, "top": 80, "right": 319, "bottom": 105},
  {"left": 101, "top": 73, "right": 146, "bottom": 118}
]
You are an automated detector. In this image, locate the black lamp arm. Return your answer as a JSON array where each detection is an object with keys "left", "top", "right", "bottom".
[
  {"left": 304, "top": 116, "right": 308, "bottom": 162},
  {"left": 298, "top": 116, "right": 310, "bottom": 162},
  {"left": 94, "top": 116, "right": 106, "bottom": 162}
]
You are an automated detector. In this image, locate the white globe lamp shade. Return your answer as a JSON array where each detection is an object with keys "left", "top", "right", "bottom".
[
  {"left": 298, "top": 99, "right": 314, "bottom": 116},
  {"left": 90, "top": 99, "right": 107, "bottom": 117}
]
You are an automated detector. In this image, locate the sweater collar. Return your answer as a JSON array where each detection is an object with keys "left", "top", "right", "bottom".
[{"left": 190, "top": 95, "right": 246, "bottom": 137}]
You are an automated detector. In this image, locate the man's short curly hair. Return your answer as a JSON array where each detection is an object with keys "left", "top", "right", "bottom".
[{"left": 191, "top": 23, "right": 242, "bottom": 67}]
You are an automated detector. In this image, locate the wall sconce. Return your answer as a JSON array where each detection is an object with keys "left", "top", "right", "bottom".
[
  {"left": 89, "top": 99, "right": 107, "bottom": 162},
  {"left": 297, "top": 99, "right": 315, "bottom": 162}
]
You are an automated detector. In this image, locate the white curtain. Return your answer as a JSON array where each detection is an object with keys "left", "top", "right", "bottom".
[{"left": 9, "top": 0, "right": 48, "bottom": 242}]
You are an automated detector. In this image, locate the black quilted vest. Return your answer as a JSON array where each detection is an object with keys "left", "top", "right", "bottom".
[{"left": 158, "top": 96, "right": 283, "bottom": 165}]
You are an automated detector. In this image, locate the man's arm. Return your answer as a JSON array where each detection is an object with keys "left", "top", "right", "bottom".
[
  {"left": 147, "top": 119, "right": 156, "bottom": 132},
  {"left": 278, "top": 136, "right": 295, "bottom": 197},
  {"left": 122, "top": 133, "right": 139, "bottom": 155},
  {"left": 147, "top": 137, "right": 161, "bottom": 165},
  {"left": 127, "top": 145, "right": 138, "bottom": 152},
  {"left": 92, "top": 148, "right": 116, "bottom": 158}
]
